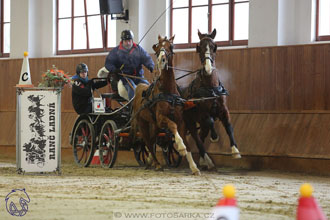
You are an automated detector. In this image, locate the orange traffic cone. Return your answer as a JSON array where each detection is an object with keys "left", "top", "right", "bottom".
[
  {"left": 296, "top": 183, "right": 327, "bottom": 220},
  {"left": 91, "top": 150, "right": 101, "bottom": 165},
  {"left": 209, "top": 184, "right": 239, "bottom": 220},
  {"left": 16, "top": 51, "right": 34, "bottom": 87}
]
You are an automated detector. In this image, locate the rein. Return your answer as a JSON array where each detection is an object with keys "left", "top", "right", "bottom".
[
  {"left": 118, "top": 66, "right": 199, "bottom": 81},
  {"left": 118, "top": 73, "right": 147, "bottom": 80},
  {"left": 188, "top": 96, "right": 219, "bottom": 102},
  {"left": 138, "top": 1, "right": 176, "bottom": 45},
  {"left": 171, "top": 37, "right": 216, "bottom": 81},
  {"left": 167, "top": 66, "right": 201, "bottom": 81}
]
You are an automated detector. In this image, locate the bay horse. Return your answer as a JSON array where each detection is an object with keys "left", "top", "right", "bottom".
[
  {"left": 182, "top": 29, "right": 241, "bottom": 170},
  {"left": 131, "top": 35, "right": 200, "bottom": 175}
]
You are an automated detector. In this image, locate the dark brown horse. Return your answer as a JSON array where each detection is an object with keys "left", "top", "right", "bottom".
[
  {"left": 131, "top": 35, "right": 200, "bottom": 175},
  {"left": 182, "top": 29, "right": 241, "bottom": 170}
]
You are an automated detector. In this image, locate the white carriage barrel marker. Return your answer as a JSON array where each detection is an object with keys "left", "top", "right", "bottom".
[{"left": 16, "top": 52, "right": 34, "bottom": 88}]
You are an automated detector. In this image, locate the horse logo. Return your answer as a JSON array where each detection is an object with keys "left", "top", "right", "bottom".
[{"left": 5, "top": 189, "right": 30, "bottom": 217}]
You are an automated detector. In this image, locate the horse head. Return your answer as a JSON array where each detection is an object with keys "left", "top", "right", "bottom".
[
  {"left": 196, "top": 29, "right": 217, "bottom": 75},
  {"left": 152, "top": 35, "right": 175, "bottom": 72}
]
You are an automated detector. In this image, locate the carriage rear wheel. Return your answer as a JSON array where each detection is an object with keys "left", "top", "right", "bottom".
[
  {"left": 158, "top": 136, "right": 182, "bottom": 168},
  {"left": 133, "top": 141, "right": 150, "bottom": 166},
  {"left": 98, "top": 120, "right": 118, "bottom": 168},
  {"left": 72, "top": 119, "right": 95, "bottom": 167}
]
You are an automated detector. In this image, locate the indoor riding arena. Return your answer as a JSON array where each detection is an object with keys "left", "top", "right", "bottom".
[{"left": 1, "top": 0, "right": 330, "bottom": 220}]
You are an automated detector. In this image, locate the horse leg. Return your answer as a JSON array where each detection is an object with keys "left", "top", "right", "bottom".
[
  {"left": 199, "top": 120, "right": 210, "bottom": 143},
  {"left": 147, "top": 143, "right": 162, "bottom": 171},
  {"left": 218, "top": 103, "right": 241, "bottom": 159},
  {"left": 157, "top": 114, "right": 187, "bottom": 157},
  {"left": 139, "top": 120, "right": 163, "bottom": 170},
  {"left": 177, "top": 122, "right": 201, "bottom": 175},
  {"left": 157, "top": 113, "right": 200, "bottom": 175},
  {"left": 224, "top": 122, "right": 241, "bottom": 159},
  {"left": 205, "top": 116, "right": 219, "bottom": 142},
  {"left": 199, "top": 117, "right": 219, "bottom": 142},
  {"left": 188, "top": 122, "right": 215, "bottom": 170}
]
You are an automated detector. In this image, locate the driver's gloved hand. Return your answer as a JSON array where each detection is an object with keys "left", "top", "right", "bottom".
[
  {"left": 112, "top": 68, "right": 121, "bottom": 75},
  {"left": 108, "top": 73, "right": 118, "bottom": 93}
]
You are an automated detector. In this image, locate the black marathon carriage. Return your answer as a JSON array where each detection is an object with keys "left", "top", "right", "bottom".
[{"left": 69, "top": 86, "right": 182, "bottom": 169}]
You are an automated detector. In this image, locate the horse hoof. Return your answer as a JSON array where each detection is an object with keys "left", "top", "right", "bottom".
[
  {"left": 147, "top": 156, "right": 153, "bottom": 165},
  {"left": 210, "top": 136, "right": 219, "bottom": 143},
  {"left": 232, "top": 153, "right": 241, "bottom": 159},
  {"left": 231, "top": 146, "right": 241, "bottom": 159},
  {"left": 199, "top": 165, "right": 208, "bottom": 171},
  {"left": 199, "top": 157, "right": 207, "bottom": 167},
  {"left": 199, "top": 163, "right": 215, "bottom": 171},
  {"left": 208, "top": 166, "right": 217, "bottom": 171},
  {"left": 155, "top": 166, "right": 164, "bottom": 171},
  {"left": 192, "top": 170, "right": 201, "bottom": 176}
]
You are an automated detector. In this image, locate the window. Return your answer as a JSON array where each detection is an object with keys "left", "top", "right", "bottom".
[
  {"left": 56, "top": 0, "right": 116, "bottom": 55},
  {"left": 0, "top": 0, "right": 10, "bottom": 57},
  {"left": 316, "top": 0, "right": 330, "bottom": 41},
  {"left": 170, "top": 0, "right": 249, "bottom": 48}
]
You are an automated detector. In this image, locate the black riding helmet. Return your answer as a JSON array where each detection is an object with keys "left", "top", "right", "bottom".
[
  {"left": 121, "top": 30, "right": 134, "bottom": 41},
  {"left": 76, "top": 63, "right": 88, "bottom": 75}
]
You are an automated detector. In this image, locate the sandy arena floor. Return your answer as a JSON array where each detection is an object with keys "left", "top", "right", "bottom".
[
  {"left": 0, "top": 162, "right": 330, "bottom": 220},
  {"left": 0, "top": 159, "right": 329, "bottom": 220}
]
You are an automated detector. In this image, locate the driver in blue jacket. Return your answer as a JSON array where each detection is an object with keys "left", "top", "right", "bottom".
[{"left": 105, "top": 30, "right": 154, "bottom": 100}]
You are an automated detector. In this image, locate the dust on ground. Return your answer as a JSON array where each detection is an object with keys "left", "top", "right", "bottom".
[{"left": 0, "top": 161, "right": 329, "bottom": 220}]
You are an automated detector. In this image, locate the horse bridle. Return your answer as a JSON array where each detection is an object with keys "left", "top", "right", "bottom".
[
  {"left": 199, "top": 37, "right": 216, "bottom": 64},
  {"left": 201, "top": 53, "right": 214, "bottom": 64},
  {"left": 154, "top": 41, "right": 174, "bottom": 60}
]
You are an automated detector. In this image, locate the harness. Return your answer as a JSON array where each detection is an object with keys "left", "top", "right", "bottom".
[
  {"left": 151, "top": 93, "right": 185, "bottom": 106},
  {"left": 184, "top": 68, "right": 229, "bottom": 118},
  {"left": 192, "top": 84, "right": 228, "bottom": 98},
  {"left": 188, "top": 70, "right": 229, "bottom": 99},
  {"left": 142, "top": 78, "right": 185, "bottom": 121}
]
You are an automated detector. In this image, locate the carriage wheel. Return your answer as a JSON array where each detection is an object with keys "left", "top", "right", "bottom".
[
  {"left": 160, "top": 138, "right": 182, "bottom": 168},
  {"left": 98, "top": 120, "right": 118, "bottom": 168},
  {"left": 72, "top": 119, "right": 95, "bottom": 167},
  {"left": 133, "top": 141, "right": 150, "bottom": 166}
]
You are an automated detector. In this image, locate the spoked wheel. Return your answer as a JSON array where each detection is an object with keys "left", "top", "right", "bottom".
[
  {"left": 133, "top": 141, "right": 150, "bottom": 166},
  {"left": 98, "top": 120, "right": 118, "bottom": 168},
  {"left": 158, "top": 136, "right": 182, "bottom": 168},
  {"left": 72, "top": 119, "right": 95, "bottom": 167}
]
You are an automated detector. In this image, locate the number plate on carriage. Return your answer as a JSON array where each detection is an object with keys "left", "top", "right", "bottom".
[{"left": 93, "top": 98, "right": 105, "bottom": 113}]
